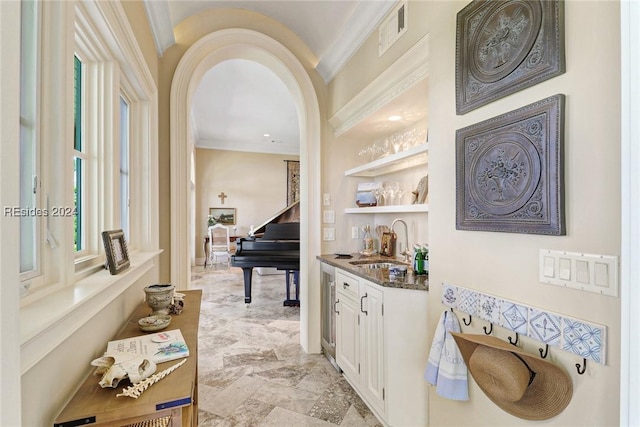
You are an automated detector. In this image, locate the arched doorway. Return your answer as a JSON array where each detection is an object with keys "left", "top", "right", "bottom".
[{"left": 170, "top": 29, "right": 321, "bottom": 353}]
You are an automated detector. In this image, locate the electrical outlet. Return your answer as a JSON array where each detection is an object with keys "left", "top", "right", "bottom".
[{"left": 351, "top": 226, "right": 359, "bottom": 239}]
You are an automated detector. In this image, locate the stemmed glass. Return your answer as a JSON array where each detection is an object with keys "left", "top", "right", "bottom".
[
  {"left": 373, "top": 186, "right": 384, "bottom": 206},
  {"left": 387, "top": 182, "right": 399, "bottom": 206},
  {"left": 396, "top": 183, "right": 407, "bottom": 205}
]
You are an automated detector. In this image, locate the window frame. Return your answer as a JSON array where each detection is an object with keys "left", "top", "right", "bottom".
[
  {"left": 18, "top": 0, "right": 159, "bottom": 301},
  {"left": 19, "top": 0, "right": 42, "bottom": 282}
]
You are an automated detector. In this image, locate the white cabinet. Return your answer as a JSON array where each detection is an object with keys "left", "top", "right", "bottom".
[
  {"left": 359, "top": 284, "right": 384, "bottom": 414},
  {"left": 336, "top": 270, "right": 363, "bottom": 383},
  {"left": 335, "top": 270, "right": 385, "bottom": 417},
  {"left": 335, "top": 268, "right": 428, "bottom": 426}
]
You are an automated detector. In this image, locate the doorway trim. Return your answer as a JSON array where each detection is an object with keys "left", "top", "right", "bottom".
[
  {"left": 170, "top": 28, "right": 322, "bottom": 353},
  {"left": 620, "top": 2, "right": 639, "bottom": 424}
]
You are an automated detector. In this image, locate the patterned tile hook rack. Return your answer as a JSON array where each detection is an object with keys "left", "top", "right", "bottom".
[{"left": 443, "top": 283, "right": 604, "bottom": 376}]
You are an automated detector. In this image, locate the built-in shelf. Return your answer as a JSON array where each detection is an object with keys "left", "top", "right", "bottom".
[
  {"left": 345, "top": 143, "right": 428, "bottom": 177},
  {"left": 345, "top": 204, "right": 428, "bottom": 214}
]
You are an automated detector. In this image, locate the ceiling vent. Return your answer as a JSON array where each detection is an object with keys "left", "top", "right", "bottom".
[{"left": 378, "top": 1, "right": 407, "bottom": 57}]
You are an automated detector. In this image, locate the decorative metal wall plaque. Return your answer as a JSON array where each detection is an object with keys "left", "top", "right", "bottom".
[
  {"left": 456, "top": 0, "right": 565, "bottom": 114},
  {"left": 456, "top": 94, "right": 565, "bottom": 235}
]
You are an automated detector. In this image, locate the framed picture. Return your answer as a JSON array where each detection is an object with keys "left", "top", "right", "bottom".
[
  {"left": 102, "top": 229, "right": 130, "bottom": 275},
  {"left": 209, "top": 207, "right": 236, "bottom": 225},
  {"left": 456, "top": 0, "right": 565, "bottom": 114},
  {"left": 456, "top": 94, "right": 565, "bottom": 235}
]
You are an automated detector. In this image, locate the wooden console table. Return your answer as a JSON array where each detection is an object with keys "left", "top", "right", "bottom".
[{"left": 54, "top": 290, "right": 202, "bottom": 427}]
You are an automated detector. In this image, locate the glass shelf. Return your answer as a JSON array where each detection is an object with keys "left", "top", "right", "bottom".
[
  {"left": 344, "top": 204, "right": 429, "bottom": 214},
  {"left": 345, "top": 142, "right": 428, "bottom": 177}
]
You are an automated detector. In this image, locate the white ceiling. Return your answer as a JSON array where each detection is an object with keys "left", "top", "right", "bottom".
[{"left": 143, "top": 1, "right": 398, "bottom": 154}]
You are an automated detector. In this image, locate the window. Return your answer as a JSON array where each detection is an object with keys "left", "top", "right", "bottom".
[
  {"left": 73, "top": 55, "right": 85, "bottom": 253},
  {"left": 120, "top": 95, "right": 130, "bottom": 238},
  {"left": 19, "top": 0, "right": 40, "bottom": 278},
  {"left": 16, "top": 0, "right": 158, "bottom": 302}
]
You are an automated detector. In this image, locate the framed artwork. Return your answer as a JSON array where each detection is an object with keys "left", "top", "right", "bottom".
[
  {"left": 456, "top": 94, "right": 565, "bottom": 235},
  {"left": 286, "top": 160, "right": 300, "bottom": 205},
  {"left": 102, "top": 229, "right": 130, "bottom": 275},
  {"left": 456, "top": 0, "right": 565, "bottom": 114},
  {"left": 209, "top": 207, "right": 236, "bottom": 225}
]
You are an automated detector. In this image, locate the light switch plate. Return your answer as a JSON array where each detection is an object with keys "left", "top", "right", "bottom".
[
  {"left": 351, "top": 226, "right": 359, "bottom": 239},
  {"left": 539, "top": 249, "right": 618, "bottom": 297},
  {"left": 322, "top": 210, "right": 335, "bottom": 224},
  {"left": 323, "top": 193, "right": 331, "bottom": 206},
  {"left": 323, "top": 228, "right": 335, "bottom": 241}
]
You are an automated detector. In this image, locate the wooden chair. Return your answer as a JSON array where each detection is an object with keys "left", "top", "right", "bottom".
[{"left": 208, "top": 224, "right": 231, "bottom": 267}]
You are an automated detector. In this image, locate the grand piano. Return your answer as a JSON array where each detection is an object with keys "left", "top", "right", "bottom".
[{"left": 231, "top": 201, "right": 300, "bottom": 305}]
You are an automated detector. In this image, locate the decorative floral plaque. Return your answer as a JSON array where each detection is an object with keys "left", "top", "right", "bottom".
[
  {"left": 456, "top": 0, "right": 565, "bottom": 114},
  {"left": 456, "top": 94, "right": 565, "bottom": 235}
]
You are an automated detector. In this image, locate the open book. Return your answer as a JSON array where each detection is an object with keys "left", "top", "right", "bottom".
[{"left": 105, "top": 329, "right": 189, "bottom": 364}]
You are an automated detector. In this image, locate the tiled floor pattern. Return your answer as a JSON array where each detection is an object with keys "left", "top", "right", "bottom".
[{"left": 191, "top": 264, "right": 381, "bottom": 426}]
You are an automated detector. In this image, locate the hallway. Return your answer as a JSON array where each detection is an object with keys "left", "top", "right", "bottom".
[{"left": 191, "top": 265, "right": 381, "bottom": 426}]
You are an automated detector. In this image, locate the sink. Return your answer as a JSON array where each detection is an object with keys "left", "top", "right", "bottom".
[
  {"left": 350, "top": 260, "right": 407, "bottom": 270},
  {"left": 360, "top": 262, "right": 400, "bottom": 270}
]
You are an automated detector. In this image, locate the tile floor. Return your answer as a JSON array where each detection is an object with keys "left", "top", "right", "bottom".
[{"left": 191, "top": 264, "right": 382, "bottom": 426}]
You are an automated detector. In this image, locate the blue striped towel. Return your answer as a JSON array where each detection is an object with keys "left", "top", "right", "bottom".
[{"left": 424, "top": 310, "right": 469, "bottom": 400}]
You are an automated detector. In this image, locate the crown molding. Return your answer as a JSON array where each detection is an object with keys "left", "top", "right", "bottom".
[
  {"left": 328, "top": 34, "right": 429, "bottom": 137},
  {"left": 143, "top": 0, "right": 175, "bottom": 57},
  {"left": 316, "top": 1, "right": 396, "bottom": 83}
]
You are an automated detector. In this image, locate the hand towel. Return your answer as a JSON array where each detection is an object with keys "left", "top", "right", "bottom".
[{"left": 424, "top": 310, "right": 469, "bottom": 400}]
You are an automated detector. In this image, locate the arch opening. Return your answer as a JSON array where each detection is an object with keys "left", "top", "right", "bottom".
[{"left": 170, "top": 28, "right": 322, "bottom": 353}]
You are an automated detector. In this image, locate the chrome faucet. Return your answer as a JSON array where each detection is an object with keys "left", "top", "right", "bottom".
[{"left": 391, "top": 218, "right": 411, "bottom": 263}]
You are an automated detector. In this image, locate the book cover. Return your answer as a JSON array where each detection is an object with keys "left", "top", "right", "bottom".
[{"left": 105, "top": 329, "right": 189, "bottom": 364}]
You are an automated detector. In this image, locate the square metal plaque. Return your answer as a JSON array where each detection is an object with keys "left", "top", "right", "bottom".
[
  {"left": 456, "top": 0, "right": 565, "bottom": 114},
  {"left": 456, "top": 94, "right": 565, "bottom": 235}
]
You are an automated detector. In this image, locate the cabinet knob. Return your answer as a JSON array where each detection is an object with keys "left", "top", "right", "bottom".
[{"left": 343, "top": 282, "right": 350, "bottom": 289}]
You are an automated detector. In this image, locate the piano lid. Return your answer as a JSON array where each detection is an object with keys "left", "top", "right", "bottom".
[{"left": 252, "top": 200, "right": 300, "bottom": 236}]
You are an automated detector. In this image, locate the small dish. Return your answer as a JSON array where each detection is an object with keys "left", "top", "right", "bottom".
[{"left": 138, "top": 314, "right": 171, "bottom": 332}]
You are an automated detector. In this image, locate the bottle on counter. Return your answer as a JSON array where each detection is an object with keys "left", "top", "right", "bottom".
[
  {"left": 414, "top": 244, "right": 425, "bottom": 275},
  {"left": 362, "top": 225, "right": 374, "bottom": 253},
  {"left": 422, "top": 244, "right": 429, "bottom": 275}
]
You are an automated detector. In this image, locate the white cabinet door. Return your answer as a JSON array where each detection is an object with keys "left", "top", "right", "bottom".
[
  {"left": 336, "top": 289, "right": 360, "bottom": 383},
  {"left": 360, "top": 283, "right": 385, "bottom": 414}
]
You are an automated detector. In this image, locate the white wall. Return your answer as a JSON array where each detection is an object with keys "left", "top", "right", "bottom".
[
  {"left": 328, "top": 1, "right": 623, "bottom": 425},
  {"left": 427, "top": 2, "right": 621, "bottom": 425}
]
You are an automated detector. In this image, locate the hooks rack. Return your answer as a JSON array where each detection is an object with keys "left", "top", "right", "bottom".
[
  {"left": 448, "top": 306, "right": 589, "bottom": 375},
  {"left": 446, "top": 304, "right": 591, "bottom": 376}
]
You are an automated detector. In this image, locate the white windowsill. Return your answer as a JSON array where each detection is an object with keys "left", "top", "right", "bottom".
[{"left": 19, "top": 250, "right": 162, "bottom": 374}]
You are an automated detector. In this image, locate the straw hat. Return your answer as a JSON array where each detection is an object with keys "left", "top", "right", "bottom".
[{"left": 450, "top": 332, "right": 573, "bottom": 420}]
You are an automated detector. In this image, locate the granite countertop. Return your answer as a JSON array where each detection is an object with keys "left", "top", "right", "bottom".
[{"left": 317, "top": 253, "right": 429, "bottom": 292}]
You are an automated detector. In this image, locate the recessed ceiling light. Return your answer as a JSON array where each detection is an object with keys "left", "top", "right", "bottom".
[
  {"left": 388, "top": 115, "right": 402, "bottom": 121},
  {"left": 263, "top": 133, "right": 270, "bottom": 137}
]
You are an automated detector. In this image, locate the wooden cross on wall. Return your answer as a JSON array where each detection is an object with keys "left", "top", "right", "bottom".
[{"left": 218, "top": 192, "right": 227, "bottom": 204}]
